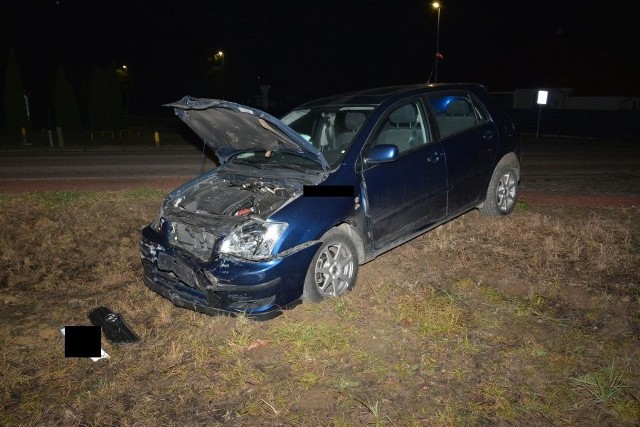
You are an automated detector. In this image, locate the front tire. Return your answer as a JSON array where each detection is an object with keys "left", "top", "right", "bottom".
[
  {"left": 479, "top": 164, "right": 518, "bottom": 217},
  {"left": 303, "top": 228, "right": 358, "bottom": 303}
]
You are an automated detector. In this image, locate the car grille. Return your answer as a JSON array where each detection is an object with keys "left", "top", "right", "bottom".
[
  {"left": 157, "top": 251, "right": 199, "bottom": 289},
  {"left": 168, "top": 220, "right": 218, "bottom": 261}
]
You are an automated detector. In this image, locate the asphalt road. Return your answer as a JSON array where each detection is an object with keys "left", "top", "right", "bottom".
[
  {"left": 518, "top": 139, "right": 640, "bottom": 197},
  {"left": 0, "top": 138, "right": 638, "bottom": 200},
  {"left": 0, "top": 148, "right": 217, "bottom": 180}
]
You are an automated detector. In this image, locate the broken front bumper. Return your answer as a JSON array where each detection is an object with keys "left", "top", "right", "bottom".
[{"left": 140, "top": 225, "right": 319, "bottom": 320}]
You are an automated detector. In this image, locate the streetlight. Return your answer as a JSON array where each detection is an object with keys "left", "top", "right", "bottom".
[
  {"left": 214, "top": 51, "right": 225, "bottom": 98},
  {"left": 432, "top": 2, "right": 441, "bottom": 83},
  {"left": 115, "top": 64, "right": 130, "bottom": 127},
  {"left": 115, "top": 64, "right": 128, "bottom": 79},
  {"left": 214, "top": 50, "right": 225, "bottom": 70}
]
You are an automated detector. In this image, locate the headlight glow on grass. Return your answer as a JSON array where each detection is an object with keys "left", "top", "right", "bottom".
[{"left": 220, "top": 221, "right": 287, "bottom": 260}]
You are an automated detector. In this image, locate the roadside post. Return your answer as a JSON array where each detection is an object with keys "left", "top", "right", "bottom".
[{"left": 536, "top": 89, "right": 548, "bottom": 138}]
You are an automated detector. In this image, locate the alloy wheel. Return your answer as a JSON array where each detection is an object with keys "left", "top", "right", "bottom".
[
  {"left": 314, "top": 242, "right": 355, "bottom": 297},
  {"left": 496, "top": 172, "right": 517, "bottom": 212}
]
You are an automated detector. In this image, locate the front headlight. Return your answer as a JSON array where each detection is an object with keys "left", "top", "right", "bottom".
[{"left": 220, "top": 220, "right": 288, "bottom": 260}]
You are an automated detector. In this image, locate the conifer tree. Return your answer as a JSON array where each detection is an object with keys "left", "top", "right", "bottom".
[
  {"left": 54, "top": 64, "right": 81, "bottom": 133},
  {"left": 3, "top": 49, "right": 29, "bottom": 143},
  {"left": 106, "top": 63, "right": 124, "bottom": 130},
  {"left": 89, "top": 65, "right": 124, "bottom": 130},
  {"left": 89, "top": 67, "right": 110, "bottom": 130}
]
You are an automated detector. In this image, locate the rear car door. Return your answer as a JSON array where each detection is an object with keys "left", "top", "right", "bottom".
[
  {"left": 427, "top": 92, "right": 498, "bottom": 212},
  {"left": 361, "top": 99, "right": 447, "bottom": 249}
]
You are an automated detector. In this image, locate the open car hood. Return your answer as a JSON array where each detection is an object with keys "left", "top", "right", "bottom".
[{"left": 165, "top": 97, "right": 329, "bottom": 170}]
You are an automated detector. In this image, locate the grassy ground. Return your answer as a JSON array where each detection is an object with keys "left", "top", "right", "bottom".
[{"left": 1, "top": 191, "right": 638, "bottom": 426}]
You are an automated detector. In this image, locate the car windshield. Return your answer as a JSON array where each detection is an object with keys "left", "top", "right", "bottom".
[{"left": 281, "top": 107, "right": 374, "bottom": 168}]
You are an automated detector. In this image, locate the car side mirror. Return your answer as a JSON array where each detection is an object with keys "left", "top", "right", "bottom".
[{"left": 365, "top": 144, "right": 399, "bottom": 164}]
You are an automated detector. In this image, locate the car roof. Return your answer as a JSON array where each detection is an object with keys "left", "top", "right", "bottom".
[{"left": 297, "top": 83, "right": 489, "bottom": 109}]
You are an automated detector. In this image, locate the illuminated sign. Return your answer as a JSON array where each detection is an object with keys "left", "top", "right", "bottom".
[{"left": 537, "top": 90, "right": 549, "bottom": 105}]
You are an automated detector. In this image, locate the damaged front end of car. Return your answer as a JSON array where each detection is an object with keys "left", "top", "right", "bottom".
[
  {"left": 140, "top": 171, "right": 321, "bottom": 319},
  {"left": 140, "top": 97, "right": 333, "bottom": 319}
]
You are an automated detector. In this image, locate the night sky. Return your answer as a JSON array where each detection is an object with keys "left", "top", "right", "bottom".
[{"left": 1, "top": 0, "right": 638, "bottom": 119}]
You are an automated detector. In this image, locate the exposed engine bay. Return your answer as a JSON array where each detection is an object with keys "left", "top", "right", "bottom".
[
  {"left": 175, "top": 176, "right": 299, "bottom": 217},
  {"left": 160, "top": 174, "right": 301, "bottom": 260}
]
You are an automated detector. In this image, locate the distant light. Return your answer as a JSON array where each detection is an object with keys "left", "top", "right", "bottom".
[
  {"left": 537, "top": 90, "right": 549, "bottom": 105},
  {"left": 432, "top": 2, "right": 440, "bottom": 9},
  {"left": 116, "top": 65, "right": 129, "bottom": 79}
]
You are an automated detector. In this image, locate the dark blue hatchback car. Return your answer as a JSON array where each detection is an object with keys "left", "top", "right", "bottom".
[{"left": 140, "top": 83, "right": 521, "bottom": 319}]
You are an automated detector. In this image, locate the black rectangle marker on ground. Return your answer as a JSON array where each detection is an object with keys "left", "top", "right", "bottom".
[
  {"left": 303, "top": 185, "right": 355, "bottom": 197},
  {"left": 64, "top": 325, "right": 101, "bottom": 358}
]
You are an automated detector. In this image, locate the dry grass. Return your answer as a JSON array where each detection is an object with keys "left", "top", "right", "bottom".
[{"left": 1, "top": 192, "right": 639, "bottom": 426}]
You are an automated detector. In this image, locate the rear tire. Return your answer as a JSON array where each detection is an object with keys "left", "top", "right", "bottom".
[
  {"left": 303, "top": 228, "right": 358, "bottom": 303},
  {"left": 479, "top": 164, "right": 518, "bottom": 217}
]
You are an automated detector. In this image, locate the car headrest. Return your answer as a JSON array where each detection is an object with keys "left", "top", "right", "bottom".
[
  {"left": 389, "top": 104, "right": 417, "bottom": 124},
  {"left": 446, "top": 100, "right": 471, "bottom": 116},
  {"left": 344, "top": 112, "right": 366, "bottom": 131}
]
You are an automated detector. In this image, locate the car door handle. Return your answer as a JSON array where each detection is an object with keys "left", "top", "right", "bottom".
[
  {"left": 427, "top": 151, "right": 443, "bottom": 163},
  {"left": 483, "top": 130, "right": 495, "bottom": 140}
]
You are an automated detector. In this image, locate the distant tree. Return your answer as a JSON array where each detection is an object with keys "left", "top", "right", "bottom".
[
  {"left": 76, "top": 75, "right": 92, "bottom": 129},
  {"left": 106, "top": 63, "right": 124, "bottom": 129},
  {"left": 54, "top": 64, "right": 81, "bottom": 133},
  {"left": 3, "top": 49, "right": 29, "bottom": 143},
  {"left": 89, "top": 67, "right": 111, "bottom": 129},
  {"left": 89, "top": 65, "right": 124, "bottom": 130},
  {"left": 205, "top": 51, "right": 226, "bottom": 99}
]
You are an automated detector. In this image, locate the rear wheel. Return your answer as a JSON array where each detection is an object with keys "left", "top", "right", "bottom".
[
  {"left": 303, "top": 228, "right": 358, "bottom": 303},
  {"left": 479, "top": 164, "right": 518, "bottom": 217}
]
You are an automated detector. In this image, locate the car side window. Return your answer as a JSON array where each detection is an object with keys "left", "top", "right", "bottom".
[
  {"left": 429, "top": 93, "right": 487, "bottom": 138},
  {"left": 371, "top": 101, "right": 431, "bottom": 155}
]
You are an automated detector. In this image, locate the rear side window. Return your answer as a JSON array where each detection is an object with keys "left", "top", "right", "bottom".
[{"left": 429, "top": 93, "right": 488, "bottom": 138}]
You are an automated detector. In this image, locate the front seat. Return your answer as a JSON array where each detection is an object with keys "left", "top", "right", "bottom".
[
  {"left": 335, "top": 111, "right": 366, "bottom": 148},
  {"left": 376, "top": 104, "right": 422, "bottom": 152}
]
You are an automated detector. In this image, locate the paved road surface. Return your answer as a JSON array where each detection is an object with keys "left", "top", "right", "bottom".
[
  {"left": 1, "top": 139, "right": 638, "bottom": 206},
  {"left": 518, "top": 139, "right": 640, "bottom": 201},
  {"left": 0, "top": 148, "right": 217, "bottom": 180},
  {"left": 0, "top": 147, "right": 217, "bottom": 193}
]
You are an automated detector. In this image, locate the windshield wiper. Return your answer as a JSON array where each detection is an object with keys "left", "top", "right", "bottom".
[
  {"left": 260, "top": 162, "right": 315, "bottom": 173},
  {"left": 230, "top": 158, "right": 267, "bottom": 169}
]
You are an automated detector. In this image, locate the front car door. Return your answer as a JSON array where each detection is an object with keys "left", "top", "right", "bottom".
[
  {"left": 360, "top": 99, "right": 447, "bottom": 250},
  {"left": 427, "top": 92, "right": 499, "bottom": 213}
]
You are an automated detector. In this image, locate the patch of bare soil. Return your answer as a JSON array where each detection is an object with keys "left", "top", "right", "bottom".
[{"left": 1, "top": 191, "right": 639, "bottom": 426}]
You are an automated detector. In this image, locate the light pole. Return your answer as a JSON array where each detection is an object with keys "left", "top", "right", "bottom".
[
  {"left": 214, "top": 50, "right": 225, "bottom": 97},
  {"left": 432, "top": 2, "right": 441, "bottom": 83},
  {"left": 215, "top": 51, "right": 225, "bottom": 69},
  {"left": 116, "top": 64, "right": 130, "bottom": 128}
]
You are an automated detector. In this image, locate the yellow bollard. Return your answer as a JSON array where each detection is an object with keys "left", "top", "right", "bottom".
[
  {"left": 154, "top": 131, "right": 160, "bottom": 146},
  {"left": 21, "top": 127, "right": 27, "bottom": 145}
]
